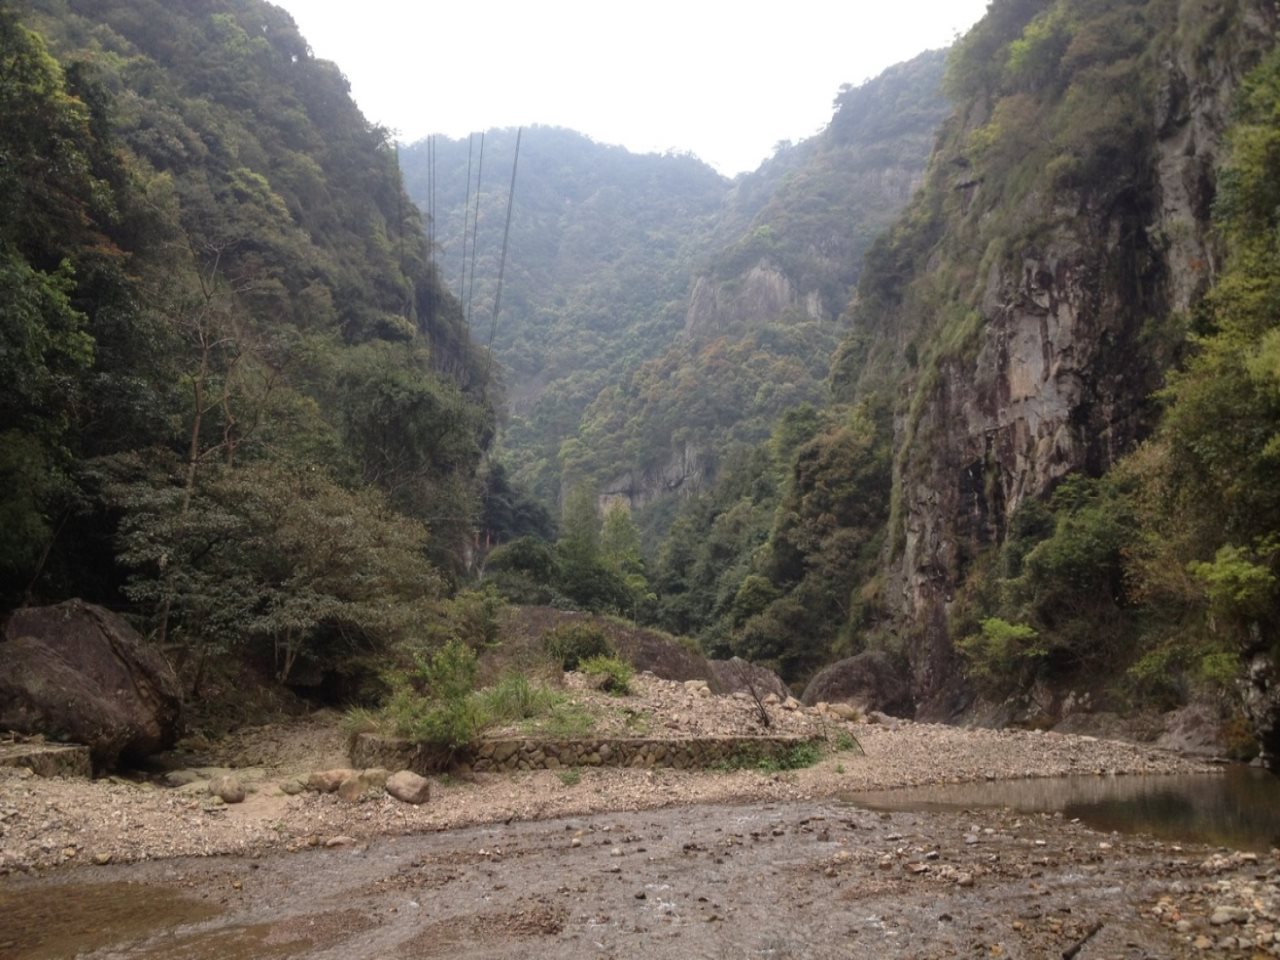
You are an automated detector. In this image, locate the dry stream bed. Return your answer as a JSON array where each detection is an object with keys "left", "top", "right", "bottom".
[{"left": 2, "top": 691, "right": 1278, "bottom": 958}]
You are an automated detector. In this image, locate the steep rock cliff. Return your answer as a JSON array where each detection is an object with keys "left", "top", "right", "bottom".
[{"left": 833, "top": 0, "right": 1279, "bottom": 717}]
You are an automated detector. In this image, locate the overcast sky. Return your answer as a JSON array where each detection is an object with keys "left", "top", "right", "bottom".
[{"left": 274, "top": 0, "right": 991, "bottom": 175}]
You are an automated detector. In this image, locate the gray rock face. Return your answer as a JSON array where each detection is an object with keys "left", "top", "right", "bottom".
[
  {"left": 800, "top": 651, "right": 913, "bottom": 717},
  {"left": 599, "top": 443, "right": 714, "bottom": 511},
  {"left": 684, "top": 259, "right": 827, "bottom": 337},
  {"left": 0, "top": 600, "right": 182, "bottom": 769},
  {"left": 1241, "top": 653, "right": 1280, "bottom": 770},
  {"left": 873, "top": 15, "right": 1278, "bottom": 719}
]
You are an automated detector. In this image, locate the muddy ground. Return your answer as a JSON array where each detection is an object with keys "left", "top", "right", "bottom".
[{"left": 2, "top": 796, "right": 1277, "bottom": 959}]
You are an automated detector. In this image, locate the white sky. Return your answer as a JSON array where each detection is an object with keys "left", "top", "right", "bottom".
[{"left": 274, "top": 0, "right": 991, "bottom": 175}]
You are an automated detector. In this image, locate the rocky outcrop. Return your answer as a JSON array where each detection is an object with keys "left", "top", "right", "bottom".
[
  {"left": 872, "top": 6, "right": 1279, "bottom": 719},
  {"left": 0, "top": 600, "right": 182, "bottom": 769},
  {"left": 707, "top": 657, "right": 789, "bottom": 700},
  {"left": 599, "top": 442, "right": 714, "bottom": 510},
  {"left": 1241, "top": 653, "right": 1280, "bottom": 770},
  {"left": 800, "top": 651, "right": 913, "bottom": 717},
  {"left": 684, "top": 260, "right": 827, "bottom": 337}
]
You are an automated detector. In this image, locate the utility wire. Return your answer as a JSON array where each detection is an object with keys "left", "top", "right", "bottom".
[
  {"left": 484, "top": 127, "right": 522, "bottom": 388},
  {"left": 465, "top": 132, "right": 485, "bottom": 329},
  {"left": 458, "top": 133, "right": 474, "bottom": 304}
]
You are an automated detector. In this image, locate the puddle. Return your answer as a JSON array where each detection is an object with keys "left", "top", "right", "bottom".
[
  {"left": 847, "top": 766, "right": 1280, "bottom": 851},
  {"left": 0, "top": 882, "right": 221, "bottom": 960}
]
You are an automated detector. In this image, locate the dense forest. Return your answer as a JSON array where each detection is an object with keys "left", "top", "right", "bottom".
[
  {"left": 2, "top": 0, "right": 496, "bottom": 690},
  {"left": 3, "top": 0, "right": 1278, "bottom": 763}
]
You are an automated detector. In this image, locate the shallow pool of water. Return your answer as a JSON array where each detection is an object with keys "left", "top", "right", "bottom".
[{"left": 848, "top": 765, "right": 1280, "bottom": 852}]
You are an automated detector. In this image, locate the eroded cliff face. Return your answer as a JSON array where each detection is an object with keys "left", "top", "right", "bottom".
[
  {"left": 879, "top": 4, "right": 1278, "bottom": 718},
  {"left": 599, "top": 442, "right": 715, "bottom": 510},
  {"left": 684, "top": 260, "right": 827, "bottom": 337}
]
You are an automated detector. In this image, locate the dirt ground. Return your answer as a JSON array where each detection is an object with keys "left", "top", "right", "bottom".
[
  {"left": 3, "top": 675, "right": 1275, "bottom": 958},
  {"left": 2, "top": 796, "right": 1277, "bottom": 959}
]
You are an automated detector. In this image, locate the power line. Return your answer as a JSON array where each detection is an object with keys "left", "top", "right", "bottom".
[
  {"left": 458, "top": 133, "right": 474, "bottom": 304},
  {"left": 465, "top": 131, "right": 485, "bottom": 330},
  {"left": 484, "top": 127, "right": 522, "bottom": 388}
]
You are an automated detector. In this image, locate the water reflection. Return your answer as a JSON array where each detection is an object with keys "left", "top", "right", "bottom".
[{"left": 849, "top": 766, "right": 1280, "bottom": 852}]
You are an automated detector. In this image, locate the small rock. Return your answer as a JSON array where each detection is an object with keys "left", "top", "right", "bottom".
[
  {"left": 1209, "top": 906, "right": 1248, "bottom": 926},
  {"left": 337, "top": 768, "right": 389, "bottom": 803},
  {"left": 279, "top": 777, "right": 306, "bottom": 796},
  {"left": 1193, "top": 935, "right": 1212, "bottom": 950},
  {"left": 92, "top": 852, "right": 112, "bottom": 865},
  {"left": 324, "top": 836, "right": 355, "bottom": 848},
  {"left": 385, "top": 770, "right": 431, "bottom": 805},
  {"left": 208, "top": 775, "right": 245, "bottom": 804},
  {"left": 829, "top": 703, "right": 860, "bottom": 721},
  {"left": 782, "top": 697, "right": 801, "bottom": 712},
  {"left": 306, "top": 768, "right": 355, "bottom": 793}
]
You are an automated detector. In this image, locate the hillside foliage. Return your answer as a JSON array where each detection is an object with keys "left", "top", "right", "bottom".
[{"left": 2, "top": 0, "right": 496, "bottom": 688}]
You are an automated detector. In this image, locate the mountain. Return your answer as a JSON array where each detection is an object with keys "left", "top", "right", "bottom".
[
  {"left": 653, "top": 0, "right": 1280, "bottom": 759},
  {"left": 400, "top": 129, "right": 728, "bottom": 505},
  {"left": 572, "top": 51, "right": 949, "bottom": 529},
  {"left": 400, "top": 51, "right": 949, "bottom": 525}
]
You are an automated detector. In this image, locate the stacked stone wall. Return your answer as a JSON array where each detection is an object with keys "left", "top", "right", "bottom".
[{"left": 351, "top": 733, "right": 820, "bottom": 775}]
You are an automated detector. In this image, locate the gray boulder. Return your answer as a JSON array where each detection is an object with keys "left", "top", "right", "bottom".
[
  {"left": 0, "top": 600, "right": 182, "bottom": 769},
  {"left": 800, "top": 650, "right": 913, "bottom": 717},
  {"left": 707, "top": 657, "right": 789, "bottom": 700}
]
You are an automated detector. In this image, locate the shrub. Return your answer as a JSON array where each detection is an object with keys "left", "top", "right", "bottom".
[
  {"left": 832, "top": 730, "right": 863, "bottom": 754},
  {"left": 384, "top": 640, "right": 484, "bottom": 752},
  {"left": 579, "top": 655, "right": 633, "bottom": 695},
  {"left": 958, "top": 617, "right": 1045, "bottom": 689},
  {"left": 478, "top": 670, "right": 563, "bottom": 721},
  {"left": 543, "top": 623, "right": 614, "bottom": 670}
]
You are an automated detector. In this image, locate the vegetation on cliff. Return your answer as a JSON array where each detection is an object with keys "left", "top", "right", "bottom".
[
  {"left": 2, "top": 0, "right": 495, "bottom": 689},
  {"left": 657, "top": 0, "right": 1278, "bottom": 737}
]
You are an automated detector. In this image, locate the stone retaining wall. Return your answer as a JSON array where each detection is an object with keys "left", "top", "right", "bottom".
[
  {"left": 0, "top": 742, "right": 92, "bottom": 778},
  {"left": 350, "top": 733, "right": 820, "bottom": 775}
]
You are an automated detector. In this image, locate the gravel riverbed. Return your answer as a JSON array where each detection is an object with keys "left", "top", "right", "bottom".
[{"left": 0, "top": 709, "right": 1212, "bottom": 875}]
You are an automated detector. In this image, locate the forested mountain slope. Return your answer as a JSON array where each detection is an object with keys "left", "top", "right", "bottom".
[
  {"left": 400, "top": 129, "right": 728, "bottom": 505},
  {"left": 401, "top": 52, "right": 948, "bottom": 523},
  {"left": 656, "top": 0, "right": 1280, "bottom": 758},
  {"left": 3, "top": 0, "right": 494, "bottom": 684},
  {"left": 571, "top": 52, "right": 949, "bottom": 529}
]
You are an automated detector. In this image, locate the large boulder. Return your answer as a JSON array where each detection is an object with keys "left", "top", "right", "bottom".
[
  {"left": 800, "top": 650, "right": 914, "bottom": 717},
  {"left": 0, "top": 600, "right": 182, "bottom": 769},
  {"left": 707, "top": 657, "right": 789, "bottom": 700},
  {"left": 1241, "top": 652, "right": 1280, "bottom": 770}
]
